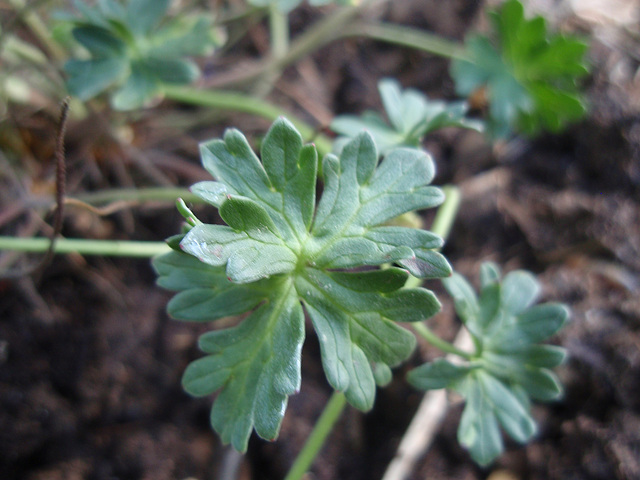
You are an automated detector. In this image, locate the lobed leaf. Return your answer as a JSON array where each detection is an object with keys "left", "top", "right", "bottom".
[
  {"left": 410, "top": 262, "right": 569, "bottom": 465},
  {"left": 62, "top": 0, "right": 219, "bottom": 108},
  {"left": 157, "top": 118, "right": 451, "bottom": 451},
  {"left": 298, "top": 268, "right": 439, "bottom": 410},
  {"left": 331, "top": 78, "right": 482, "bottom": 154},
  {"left": 451, "top": 0, "right": 589, "bottom": 137},
  {"left": 182, "top": 282, "right": 304, "bottom": 452}
]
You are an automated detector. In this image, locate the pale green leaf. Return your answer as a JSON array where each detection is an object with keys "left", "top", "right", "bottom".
[{"left": 158, "top": 119, "right": 449, "bottom": 451}]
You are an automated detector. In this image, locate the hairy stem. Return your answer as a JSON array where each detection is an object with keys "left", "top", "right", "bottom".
[
  {"left": 161, "top": 85, "right": 333, "bottom": 156},
  {"left": 0, "top": 237, "right": 170, "bottom": 257},
  {"left": 283, "top": 392, "right": 347, "bottom": 480}
]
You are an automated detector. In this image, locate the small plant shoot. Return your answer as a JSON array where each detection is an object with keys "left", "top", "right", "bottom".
[
  {"left": 451, "top": 0, "right": 589, "bottom": 137},
  {"left": 63, "top": 0, "right": 221, "bottom": 110},
  {"left": 331, "top": 78, "right": 483, "bottom": 154},
  {"left": 408, "top": 262, "right": 569, "bottom": 466},
  {"left": 154, "top": 117, "right": 452, "bottom": 451}
]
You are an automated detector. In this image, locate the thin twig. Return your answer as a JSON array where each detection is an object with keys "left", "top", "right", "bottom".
[
  {"left": 381, "top": 329, "right": 474, "bottom": 480},
  {"left": 0, "top": 98, "right": 70, "bottom": 279},
  {"left": 35, "top": 97, "right": 70, "bottom": 276}
]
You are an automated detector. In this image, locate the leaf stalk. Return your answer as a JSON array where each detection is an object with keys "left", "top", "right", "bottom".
[
  {"left": 0, "top": 237, "right": 170, "bottom": 257},
  {"left": 283, "top": 392, "right": 347, "bottom": 480},
  {"left": 161, "top": 85, "right": 333, "bottom": 156}
]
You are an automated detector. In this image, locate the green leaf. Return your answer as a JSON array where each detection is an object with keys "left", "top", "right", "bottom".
[
  {"left": 373, "top": 363, "right": 393, "bottom": 387},
  {"left": 65, "top": 57, "right": 128, "bottom": 100},
  {"left": 309, "top": 134, "right": 449, "bottom": 277},
  {"left": 410, "top": 261, "right": 570, "bottom": 465},
  {"left": 111, "top": 60, "right": 160, "bottom": 109},
  {"left": 407, "top": 358, "right": 472, "bottom": 390},
  {"left": 481, "top": 372, "right": 536, "bottom": 444},
  {"left": 61, "top": 0, "right": 217, "bottom": 110},
  {"left": 183, "top": 281, "right": 303, "bottom": 452},
  {"left": 456, "top": 373, "right": 503, "bottom": 467},
  {"left": 150, "top": 16, "right": 221, "bottom": 58},
  {"left": 71, "top": 25, "right": 126, "bottom": 57},
  {"left": 331, "top": 78, "right": 482, "bottom": 154},
  {"left": 442, "top": 271, "right": 480, "bottom": 331},
  {"left": 488, "top": 303, "right": 569, "bottom": 350},
  {"left": 479, "top": 262, "right": 500, "bottom": 288},
  {"left": 145, "top": 57, "right": 200, "bottom": 84},
  {"left": 125, "top": 0, "right": 170, "bottom": 35},
  {"left": 157, "top": 119, "right": 450, "bottom": 451},
  {"left": 298, "top": 268, "right": 438, "bottom": 410},
  {"left": 451, "top": 0, "right": 589, "bottom": 137}
]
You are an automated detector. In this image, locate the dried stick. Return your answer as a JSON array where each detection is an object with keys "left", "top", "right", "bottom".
[{"left": 381, "top": 329, "right": 474, "bottom": 480}]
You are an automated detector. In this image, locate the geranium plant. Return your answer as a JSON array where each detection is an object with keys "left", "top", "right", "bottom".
[
  {"left": 62, "top": 0, "right": 221, "bottom": 109},
  {"left": 408, "top": 262, "right": 569, "bottom": 465},
  {"left": 154, "top": 117, "right": 451, "bottom": 451},
  {"left": 451, "top": 0, "right": 589, "bottom": 137}
]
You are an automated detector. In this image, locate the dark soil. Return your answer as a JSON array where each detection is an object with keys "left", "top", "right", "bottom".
[{"left": 1, "top": 1, "right": 639, "bottom": 479}]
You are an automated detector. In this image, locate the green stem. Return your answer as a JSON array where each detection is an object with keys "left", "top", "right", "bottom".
[
  {"left": 272, "top": 4, "right": 366, "bottom": 71},
  {"left": 283, "top": 392, "right": 347, "bottom": 480},
  {"left": 0, "top": 237, "right": 170, "bottom": 257},
  {"left": 74, "top": 187, "right": 200, "bottom": 205},
  {"left": 429, "top": 185, "right": 461, "bottom": 240},
  {"left": 412, "top": 322, "right": 472, "bottom": 360},
  {"left": 161, "top": 85, "right": 333, "bottom": 156},
  {"left": 269, "top": 5, "right": 289, "bottom": 61},
  {"left": 343, "top": 22, "right": 468, "bottom": 61},
  {"left": 7, "top": 0, "right": 67, "bottom": 62}
]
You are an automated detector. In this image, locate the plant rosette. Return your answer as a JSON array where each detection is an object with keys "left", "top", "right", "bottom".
[
  {"left": 154, "top": 117, "right": 452, "bottom": 451},
  {"left": 408, "top": 262, "right": 569, "bottom": 466},
  {"left": 62, "top": 0, "right": 222, "bottom": 110},
  {"left": 451, "top": 0, "right": 589, "bottom": 138}
]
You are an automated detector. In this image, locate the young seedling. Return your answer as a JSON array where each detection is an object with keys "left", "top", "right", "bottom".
[
  {"left": 408, "top": 262, "right": 569, "bottom": 466},
  {"left": 154, "top": 117, "right": 452, "bottom": 451},
  {"left": 62, "top": 0, "right": 222, "bottom": 110},
  {"left": 451, "top": 0, "right": 589, "bottom": 137},
  {"left": 331, "top": 78, "right": 483, "bottom": 154}
]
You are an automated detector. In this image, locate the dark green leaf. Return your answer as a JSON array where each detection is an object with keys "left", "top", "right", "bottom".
[
  {"left": 71, "top": 25, "right": 126, "bottom": 57},
  {"left": 451, "top": 0, "right": 589, "bottom": 137}
]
